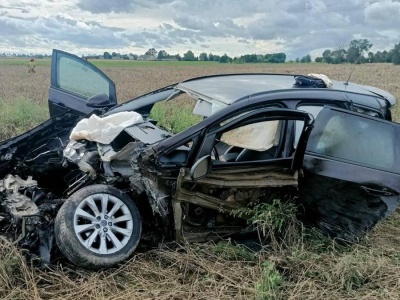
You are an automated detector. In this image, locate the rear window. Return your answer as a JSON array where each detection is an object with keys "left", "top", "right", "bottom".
[{"left": 306, "top": 110, "right": 395, "bottom": 171}]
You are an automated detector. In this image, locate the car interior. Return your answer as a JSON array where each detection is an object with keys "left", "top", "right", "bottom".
[{"left": 212, "top": 119, "right": 289, "bottom": 163}]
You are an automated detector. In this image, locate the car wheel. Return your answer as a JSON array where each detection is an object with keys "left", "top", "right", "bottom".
[{"left": 55, "top": 184, "right": 142, "bottom": 269}]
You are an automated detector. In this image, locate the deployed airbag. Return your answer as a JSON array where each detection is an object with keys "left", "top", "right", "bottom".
[
  {"left": 221, "top": 121, "right": 280, "bottom": 151},
  {"left": 70, "top": 112, "right": 143, "bottom": 144}
]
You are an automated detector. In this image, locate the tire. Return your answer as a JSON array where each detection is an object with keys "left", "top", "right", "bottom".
[{"left": 55, "top": 184, "right": 142, "bottom": 269}]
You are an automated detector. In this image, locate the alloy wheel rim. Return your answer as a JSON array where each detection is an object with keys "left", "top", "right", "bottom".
[{"left": 73, "top": 193, "right": 133, "bottom": 254}]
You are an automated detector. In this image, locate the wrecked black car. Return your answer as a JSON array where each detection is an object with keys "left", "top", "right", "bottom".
[{"left": 1, "top": 50, "right": 400, "bottom": 269}]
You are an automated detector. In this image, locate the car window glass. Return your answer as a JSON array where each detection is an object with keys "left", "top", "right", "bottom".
[
  {"left": 294, "top": 105, "right": 324, "bottom": 148},
  {"left": 307, "top": 111, "right": 395, "bottom": 170},
  {"left": 58, "top": 56, "right": 109, "bottom": 99}
]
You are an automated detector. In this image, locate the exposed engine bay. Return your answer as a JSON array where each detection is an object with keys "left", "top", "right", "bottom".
[
  {"left": 0, "top": 113, "right": 80, "bottom": 264},
  {"left": 0, "top": 175, "right": 61, "bottom": 265}
]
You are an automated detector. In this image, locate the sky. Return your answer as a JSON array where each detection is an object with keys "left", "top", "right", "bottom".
[{"left": 0, "top": 0, "right": 400, "bottom": 59}]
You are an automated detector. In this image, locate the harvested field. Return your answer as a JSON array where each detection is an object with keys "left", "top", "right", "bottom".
[
  {"left": 2, "top": 61, "right": 400, "bottom": 107},
  {"left": 0, "top": 60, "right": 400, "bottom": 299}
]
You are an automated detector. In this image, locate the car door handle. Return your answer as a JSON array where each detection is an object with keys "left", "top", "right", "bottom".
[{"left": 360, "top": 186, "right": 395, "bottom": 196}]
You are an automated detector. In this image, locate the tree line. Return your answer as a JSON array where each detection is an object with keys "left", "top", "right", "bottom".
[
  {"left": 9, "top": 38, "right": 400, "bottom": 65},
  {"left": 310, "top": 39, "right": 400, "bottom": 65},
  {"left": 102, "top": 48, "right": 286, "bottom": 64},
  {"left": 103, "top": 40, "right": 400, "bottom": 65}
]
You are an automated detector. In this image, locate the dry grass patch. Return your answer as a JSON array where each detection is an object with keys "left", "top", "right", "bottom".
[
  {"left": 1, "top": 214, "right": 400, "bottom": 300},
  {"left": 0, "top": 241, "right": 262, "bottom": 300}
]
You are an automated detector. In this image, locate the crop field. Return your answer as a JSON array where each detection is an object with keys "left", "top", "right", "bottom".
[{"left": 0, "top": 59, "right": 400, "bottom": 299}]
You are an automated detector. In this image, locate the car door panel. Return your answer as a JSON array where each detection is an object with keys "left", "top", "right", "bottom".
[
  {"left": 171, "top": 108, "right": 313, "bottom": 242},
  {"left": 49, "top": 49, "right": 117, "bottom": 117},
  {"left": 173, "top": 165, "right": 300, "bottom": 242},
  {"left": 48, "top": 87, "right": 93, "bottom": 117},
  {"left": 301, "top": 107, "right": 400, "bottom": 241}
]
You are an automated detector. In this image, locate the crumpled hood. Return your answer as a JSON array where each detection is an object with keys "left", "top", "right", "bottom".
[
  {"left": 331, "top": 80, "right": 397, "bottom": 107},
  {"left": 357, "top": 84, "right": 397, "bottom": 106}
]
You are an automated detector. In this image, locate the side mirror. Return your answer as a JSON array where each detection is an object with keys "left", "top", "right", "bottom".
[
  {"left": 86, "top": 94, "right": 112, "bottom": 108},
  {"left": 189, "top": 155, "right": 211, "bottom": 180}
]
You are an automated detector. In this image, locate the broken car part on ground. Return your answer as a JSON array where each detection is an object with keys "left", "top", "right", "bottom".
[{"left": 1, "top": 50, "right": 400, "bottom": 269}]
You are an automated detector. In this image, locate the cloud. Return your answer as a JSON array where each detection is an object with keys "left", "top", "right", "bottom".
[
  {"left": 0, "top": 14, "right": 128, "bottom": 51},
  {"left": 364, "top": 0, "right": 400, "bottom": 26},
  {"left": 77, "top": 0, "right": 172, "bottom": 14},
  {"left": 77, "top": 0, "right": 135, "bottom": 13},
  {"left": 161, "top": 0, "right": 382, "bottom": 57},
  {"left": 121, "top": 32, "right": 149, "bottom": 47},
  {"left": 0, "top": 0, "right": 400, "bottom": 57}
]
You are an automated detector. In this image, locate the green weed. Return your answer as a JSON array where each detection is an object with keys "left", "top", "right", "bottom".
[
  {"left": 255, "top": 261, "right": 283, "bottom": 300},
  {"left": 149, "top": 95, "right": 203, "bottom": 133},
  {"left": 233, "top": 199, "right": 298, "bottom": 237},
  {"left": 0, "top": 96, "right": 48, "bottom": 141},
  {"left": 212, "top": 240, "right": 256, "bottom": 261}
]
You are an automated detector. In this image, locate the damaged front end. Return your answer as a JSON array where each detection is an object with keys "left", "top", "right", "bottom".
[
  {"left": 0, "top": 113, "right": 85, "bottom": 264},
  {"left": 0, "top": 110, "right": 173, "bottom": 264},
  {"left": 0, "top": 175, "right": 62, "bottom": 265},
  {"left": 62, "top": 112, "right": 176, "bottom": 235}
]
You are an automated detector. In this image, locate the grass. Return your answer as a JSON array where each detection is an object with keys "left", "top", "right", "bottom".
[
  {"left": 0, "top": 97, "right": 48, "bottom": 141},
  {"left": 149, "top": 94, "right": 203, "bottom": 133},
  {"left": 233, "top": 199, "right": 298, "bottom": 237},
  {"left": 0, "top": 211, "right": 399, "bottom": 299},
  {"left": 256, "top": 261, "right": 283, "bottom": 300},
  {"left": 0, "top": 62, "right": 400, "bottom": 299}
]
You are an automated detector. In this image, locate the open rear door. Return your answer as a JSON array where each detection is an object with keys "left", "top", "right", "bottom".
[
  {"left": 49, "top": 50, "right": 117, "bottom": 117},
  {"left": 301, "top": 107, "right": 400, "bottom": 241}
]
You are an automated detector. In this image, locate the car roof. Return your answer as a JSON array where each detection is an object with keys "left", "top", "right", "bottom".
[{"left": 176, "top": 73, "right": 396, "bottom": 106}]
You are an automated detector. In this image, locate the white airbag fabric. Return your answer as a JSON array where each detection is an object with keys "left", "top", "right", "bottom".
[
  {"left": 70, "top": 111, "right": 144, "bottom": 144},
  {"left": 308, "top": 73, "right": 333, "bottom": 88},
  {"left": 221, "top": 120, "right": 280, "bottom": 151}
]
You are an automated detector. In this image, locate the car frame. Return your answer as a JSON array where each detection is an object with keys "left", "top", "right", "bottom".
[{"left": 1, "top": 49, "right": 399, "bottom": 269}]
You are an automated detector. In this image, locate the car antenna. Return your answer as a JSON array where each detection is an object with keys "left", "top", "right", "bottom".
[{"left": 344, "top": 56, "right": 359, "bottom": 86}]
